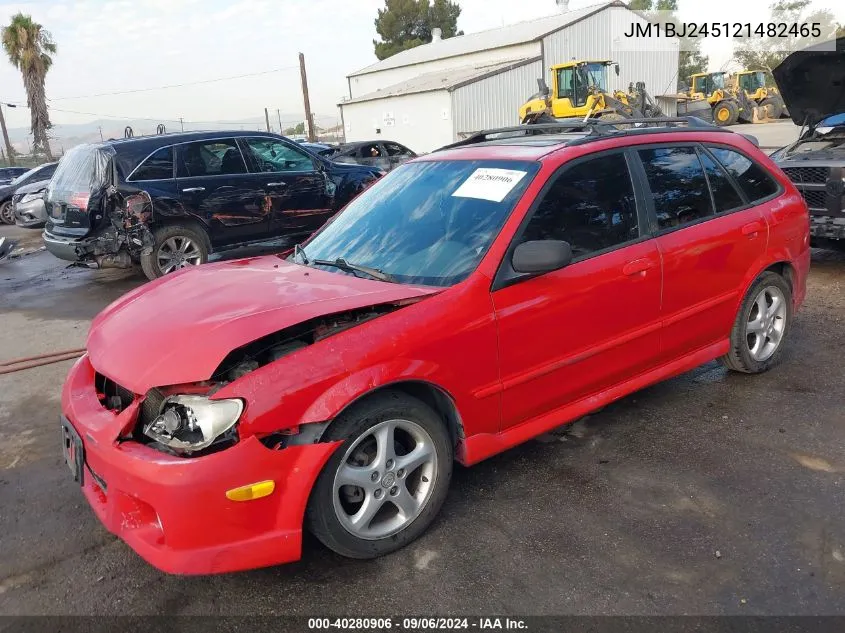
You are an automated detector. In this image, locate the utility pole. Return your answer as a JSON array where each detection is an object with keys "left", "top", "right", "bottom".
[
  {"left": 264, "top": 107, "right": 271, "bottom": 133},
  {"left": 0, "top": 104, "right": 15, "bottom": 166},
  {"left": 180, "top": 117, "right": 184, "bottom": 132},
  {"left": 277, "top": 109, "right": 283, "bottom": 134},
  {"left": 98, "top": 126, "right": 103, "bottom": 142},
  {"left": 299, "top": 52, "right": 316, "bottom": 142}
]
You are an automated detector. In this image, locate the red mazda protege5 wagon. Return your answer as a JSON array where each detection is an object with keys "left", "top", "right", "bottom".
[{"left": 61, "top": 120, "right": 809, "bottom": 574}]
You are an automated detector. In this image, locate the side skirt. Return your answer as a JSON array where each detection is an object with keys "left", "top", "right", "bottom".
[{"left": 459, "top": 339, "right": 729, "bottom": 466}]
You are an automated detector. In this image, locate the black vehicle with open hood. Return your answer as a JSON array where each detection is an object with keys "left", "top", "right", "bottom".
[
  {"left": 42, "top": 130, "right": 384, "bottom": 279},
  {"left": 772, "top": 36, "right": 845, "bottom": 247}
]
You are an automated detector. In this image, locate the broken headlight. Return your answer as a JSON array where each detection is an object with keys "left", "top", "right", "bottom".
[{"left": 143, "top": 395, "right": 243, "bottom": 454}]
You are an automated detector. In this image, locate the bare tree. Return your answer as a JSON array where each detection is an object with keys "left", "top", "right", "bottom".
[{"left": 2, "top": 13, "right": 56, "bottom": 160}]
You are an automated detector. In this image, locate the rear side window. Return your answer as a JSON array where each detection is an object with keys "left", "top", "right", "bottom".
[
  {"left": 707, "top": 147, "right": 779, "bottom": 202},
  {"left": 638, "top": 147, "right": 713, "bottom": 230},
  {"left": 130, "top": 147, "right": 173, "bottom": 181},
  {"left": 177, "top": 139, "right": 245, "bottom": 177},
  {"left": 698, "top": 149, "right": 744, "bottom": 213},
  {"left": 385, "top": 142, "right": 414, "bottom": 158},
  {"left": 521, "top": 153, "right": 639, "bottom": 259}
]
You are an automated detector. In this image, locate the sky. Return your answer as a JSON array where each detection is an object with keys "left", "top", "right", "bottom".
[{"left": 0, "top": 0, "right": 842, "bottom": 133}]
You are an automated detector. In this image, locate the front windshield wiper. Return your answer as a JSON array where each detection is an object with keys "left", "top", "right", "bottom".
[
  {"left": 311, "top": 257, "right": 396, "bottom": 283},
  {"left": 294, "top": 243, "right": 309, "bottom": 264}
]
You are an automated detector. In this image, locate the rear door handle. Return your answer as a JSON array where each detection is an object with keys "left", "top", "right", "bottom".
[
  {"left": 742, "top": 221, "right": 763, "bottom": 237},
  {"left": 623, "top": 258, "right": 657, "bottom": 276},
  {"left": 266, "top": 182, "right": 287, "bottom": 188},
  {"left": 181, "top": 187, "right": 205, "bottom": 193}
]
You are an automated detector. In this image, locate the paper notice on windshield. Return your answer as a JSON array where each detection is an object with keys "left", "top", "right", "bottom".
[{"left": 451, "top": 168, "right": 528, "bottom": 203}]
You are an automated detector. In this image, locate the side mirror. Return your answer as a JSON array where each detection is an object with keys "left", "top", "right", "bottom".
[
  {"left": 614, "top": 64, "right": 620, "bottom": 76},
  {"left": 512, "top": 240, "right": 572, "bottom": 274}
]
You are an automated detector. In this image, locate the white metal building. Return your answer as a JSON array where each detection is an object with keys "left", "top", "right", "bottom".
[{"left": 340, "top": 0, "right": 678, "bottom": 152}]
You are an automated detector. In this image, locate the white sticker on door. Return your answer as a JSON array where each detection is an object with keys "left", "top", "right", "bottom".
[{"left": 451, "top": 168, "right": 528, "bottom": 203}]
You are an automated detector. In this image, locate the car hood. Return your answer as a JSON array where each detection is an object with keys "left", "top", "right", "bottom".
[
  {"left": 773, "top": 36, "right": 845, "bottom": 128},
  {"left": 14, "top": 179, "right": 49, "bottom": 196},
  {"left": 87, "top": 256, "right": 439, "bottom": 394}
]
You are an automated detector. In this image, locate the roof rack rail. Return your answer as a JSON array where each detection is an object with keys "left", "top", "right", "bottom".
[{"left": 438, "top": 116, "right": 717, "bottom": 151}]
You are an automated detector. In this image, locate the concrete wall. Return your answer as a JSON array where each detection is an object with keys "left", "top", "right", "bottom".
[
  {"left": 348, "top": 42, "right": 540, "bottom": 98},
  {"left": 451, "top": 59, "right": 545, "bottom": 136},
  {"left": 341, "top": 90, "right": 453, "bottom": 153}
]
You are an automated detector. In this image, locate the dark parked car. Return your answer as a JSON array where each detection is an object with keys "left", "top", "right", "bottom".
[
  {"left": 771, "top": 36, "right": 845, "bottom": 249},
  {"left": 331, "top": 140, "right": 416, "bottom": 172},
  {"left": 42, "top": 131, "right": 384, "bottom": 279},
  {"left": 0, "top": 162, "right": 58, "bottom": 224},
  {"left": 0, "top": 166, "right": 29, "bottom": 185},
  {"left": 13, "top": 178, "right": 51, "bottom": 228},
  {"left": 298, "top": 142, "right": 337, "bottom": 157}
]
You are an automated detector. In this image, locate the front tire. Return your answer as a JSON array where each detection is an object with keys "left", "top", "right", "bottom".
[
  {"left": 140, "top": 224, "right": 208, "bottom": 280},
  {"left": 713, "top": 100, "right": 739, "bottom": 126},
  {"left": 0, "top": 201, "right": 13, "bottom": 224},
  {"left": 720, "top": 271, "right": 792, "bottom": 373},
  {"left": 760, "top": 96, "right": 784, "bottom": 119},
  {"left": 307, "top": 391, "right": 453, "bottom": 559}
]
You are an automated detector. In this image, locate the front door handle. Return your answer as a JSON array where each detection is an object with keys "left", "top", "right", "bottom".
[
  {"left": 742, "top": 221, "right": 763, "bottom": 237},
  {"left": 623, "top": 258, "right": 657, "bottom": 276},
  {"left": 182, "top": 187, "right": 205, "bottom": 193},
  {"left": 266, "top": 182, "right": 287, "bottom": 188}
]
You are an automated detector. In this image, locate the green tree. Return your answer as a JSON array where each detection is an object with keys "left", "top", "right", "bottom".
[
  {"left": 2, "top": 13, "right": 55, "bottom": 159},
  {"left": 284, "top": 122, "right": 306, "bottom": 135},
  {"left": 627, "top": 0, "right": 708, "bottom": 90},
  {"left": 733, "top": 0, "right": 835, "bottom": 71},
  {"left": 373, "top": 0, "right": 463, "bottom": 61}
]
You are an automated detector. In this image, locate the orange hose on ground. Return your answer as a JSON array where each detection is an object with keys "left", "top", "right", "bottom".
[
  {"left": 0, "top": 348, "right": 86, "bottom": 367},
  {"left": 0, "top": 351, "right": 84, "bottom": 375}
]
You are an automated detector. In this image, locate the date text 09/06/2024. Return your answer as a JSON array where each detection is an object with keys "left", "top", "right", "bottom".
[
  {"left": 624, "top": 22, "right": 823, "bottom": 39},
  {"left": 307, "top": 617, "right": 528, "bottom": 630}
]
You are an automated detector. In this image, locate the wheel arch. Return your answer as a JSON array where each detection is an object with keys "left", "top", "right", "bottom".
[
  {"left": 151, "top": 215, "right": 212, "bottom": 250},
  {"left": 316, "top": 380, "right": 466, "bottom": 459}
]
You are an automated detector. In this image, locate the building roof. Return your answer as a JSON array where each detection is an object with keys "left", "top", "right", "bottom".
[
  {"left": 349, "top": 1, "right": 621, "bottom": 78},
  {"left": 341, "top": 57, "right": 541, "bottom": 105}
]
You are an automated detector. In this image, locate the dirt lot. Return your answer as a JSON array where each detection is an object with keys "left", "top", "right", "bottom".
[{"left": 1, "top": 223, "right": 844, "bottom": 616}]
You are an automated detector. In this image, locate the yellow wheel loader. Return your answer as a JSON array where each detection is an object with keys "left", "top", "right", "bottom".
[
  {"left": 682, "top": 71, "right": 757, "bottom": 126},
  {"left": 519, "top": 60, "right": 663, "bottom": 125},
  {"left": 731, "top": 70, "right": 789, "bottom": 119}
]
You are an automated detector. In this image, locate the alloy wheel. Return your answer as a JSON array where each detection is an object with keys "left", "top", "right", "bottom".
[
  {"left": 156, "top": 236, "right": 202, "bottom": 274},
  {"left": 333, "top": 418, "right": 438, "bottom": 540},
  {"left": 745, "top": 285, "right": 787, "bottom": 362}
]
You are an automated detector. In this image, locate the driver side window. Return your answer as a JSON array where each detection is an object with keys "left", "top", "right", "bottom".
[
  {"left": 521, "top": 153, "right": 639, "bottom": 260},
  {"left": 243, "top": 138, "right": 315, "bottom": 173}
]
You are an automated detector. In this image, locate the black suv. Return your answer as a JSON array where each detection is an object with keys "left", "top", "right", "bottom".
[
  {"left": 43, "top": 131, "right": 384, "bottom": 279},
  {"left": 771, "top": 36, "right": 845, "bottom": 249}
]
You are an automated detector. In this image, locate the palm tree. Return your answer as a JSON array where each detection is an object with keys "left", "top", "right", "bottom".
[{"left": 2, "top": 14, "right": 56, "bottom": 160}]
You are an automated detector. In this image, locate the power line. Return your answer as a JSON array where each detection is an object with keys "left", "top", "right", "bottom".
[{"left": 48, "top": 66, "right": 299, "bottom": 101}]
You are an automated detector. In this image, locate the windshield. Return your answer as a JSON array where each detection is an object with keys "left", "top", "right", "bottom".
[
  {"left": 296, "top": 159, "right": 539, "bottom": 287},
  {"left": 711, "top": 73, "right": 726, "bottom": 90},
  {"left": 10, "top": 165, "right": 42, "bottom": 185},
  {"left": 580, "top": 63, "right": 608, "bottom": 92}
]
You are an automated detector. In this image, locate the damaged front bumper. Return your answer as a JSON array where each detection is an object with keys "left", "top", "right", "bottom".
[{"left": 61, "top": 354, "right": 340, "bottom": 575}]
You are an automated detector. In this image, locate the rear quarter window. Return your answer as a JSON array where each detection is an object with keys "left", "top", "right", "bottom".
[
  {"left": 707, "top": 146, "right": 779, "bottom": 202},
  {"left": 129, "top": 146, "right": 174, "bottom": 181}
]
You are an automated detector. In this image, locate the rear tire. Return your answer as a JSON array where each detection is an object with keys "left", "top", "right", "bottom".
[
  {"left": 713, "top": 101, "right": 739, "bottom": 126},
  {"left": 719, "top": 271, "right": 792, "bottom": 374},
  {"left": 140, "top": 224, "right": 208, "bottom": 280},
  {"left": 0, "top": 201, "right": 13, "bottom": 224},
  {"left": 306, "top": 391, "right": 453, "bottom": 559}
]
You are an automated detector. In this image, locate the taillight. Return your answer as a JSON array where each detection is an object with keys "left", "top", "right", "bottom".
[{"left": 69, "top": 192, "right": 90, "bottom": 209}]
